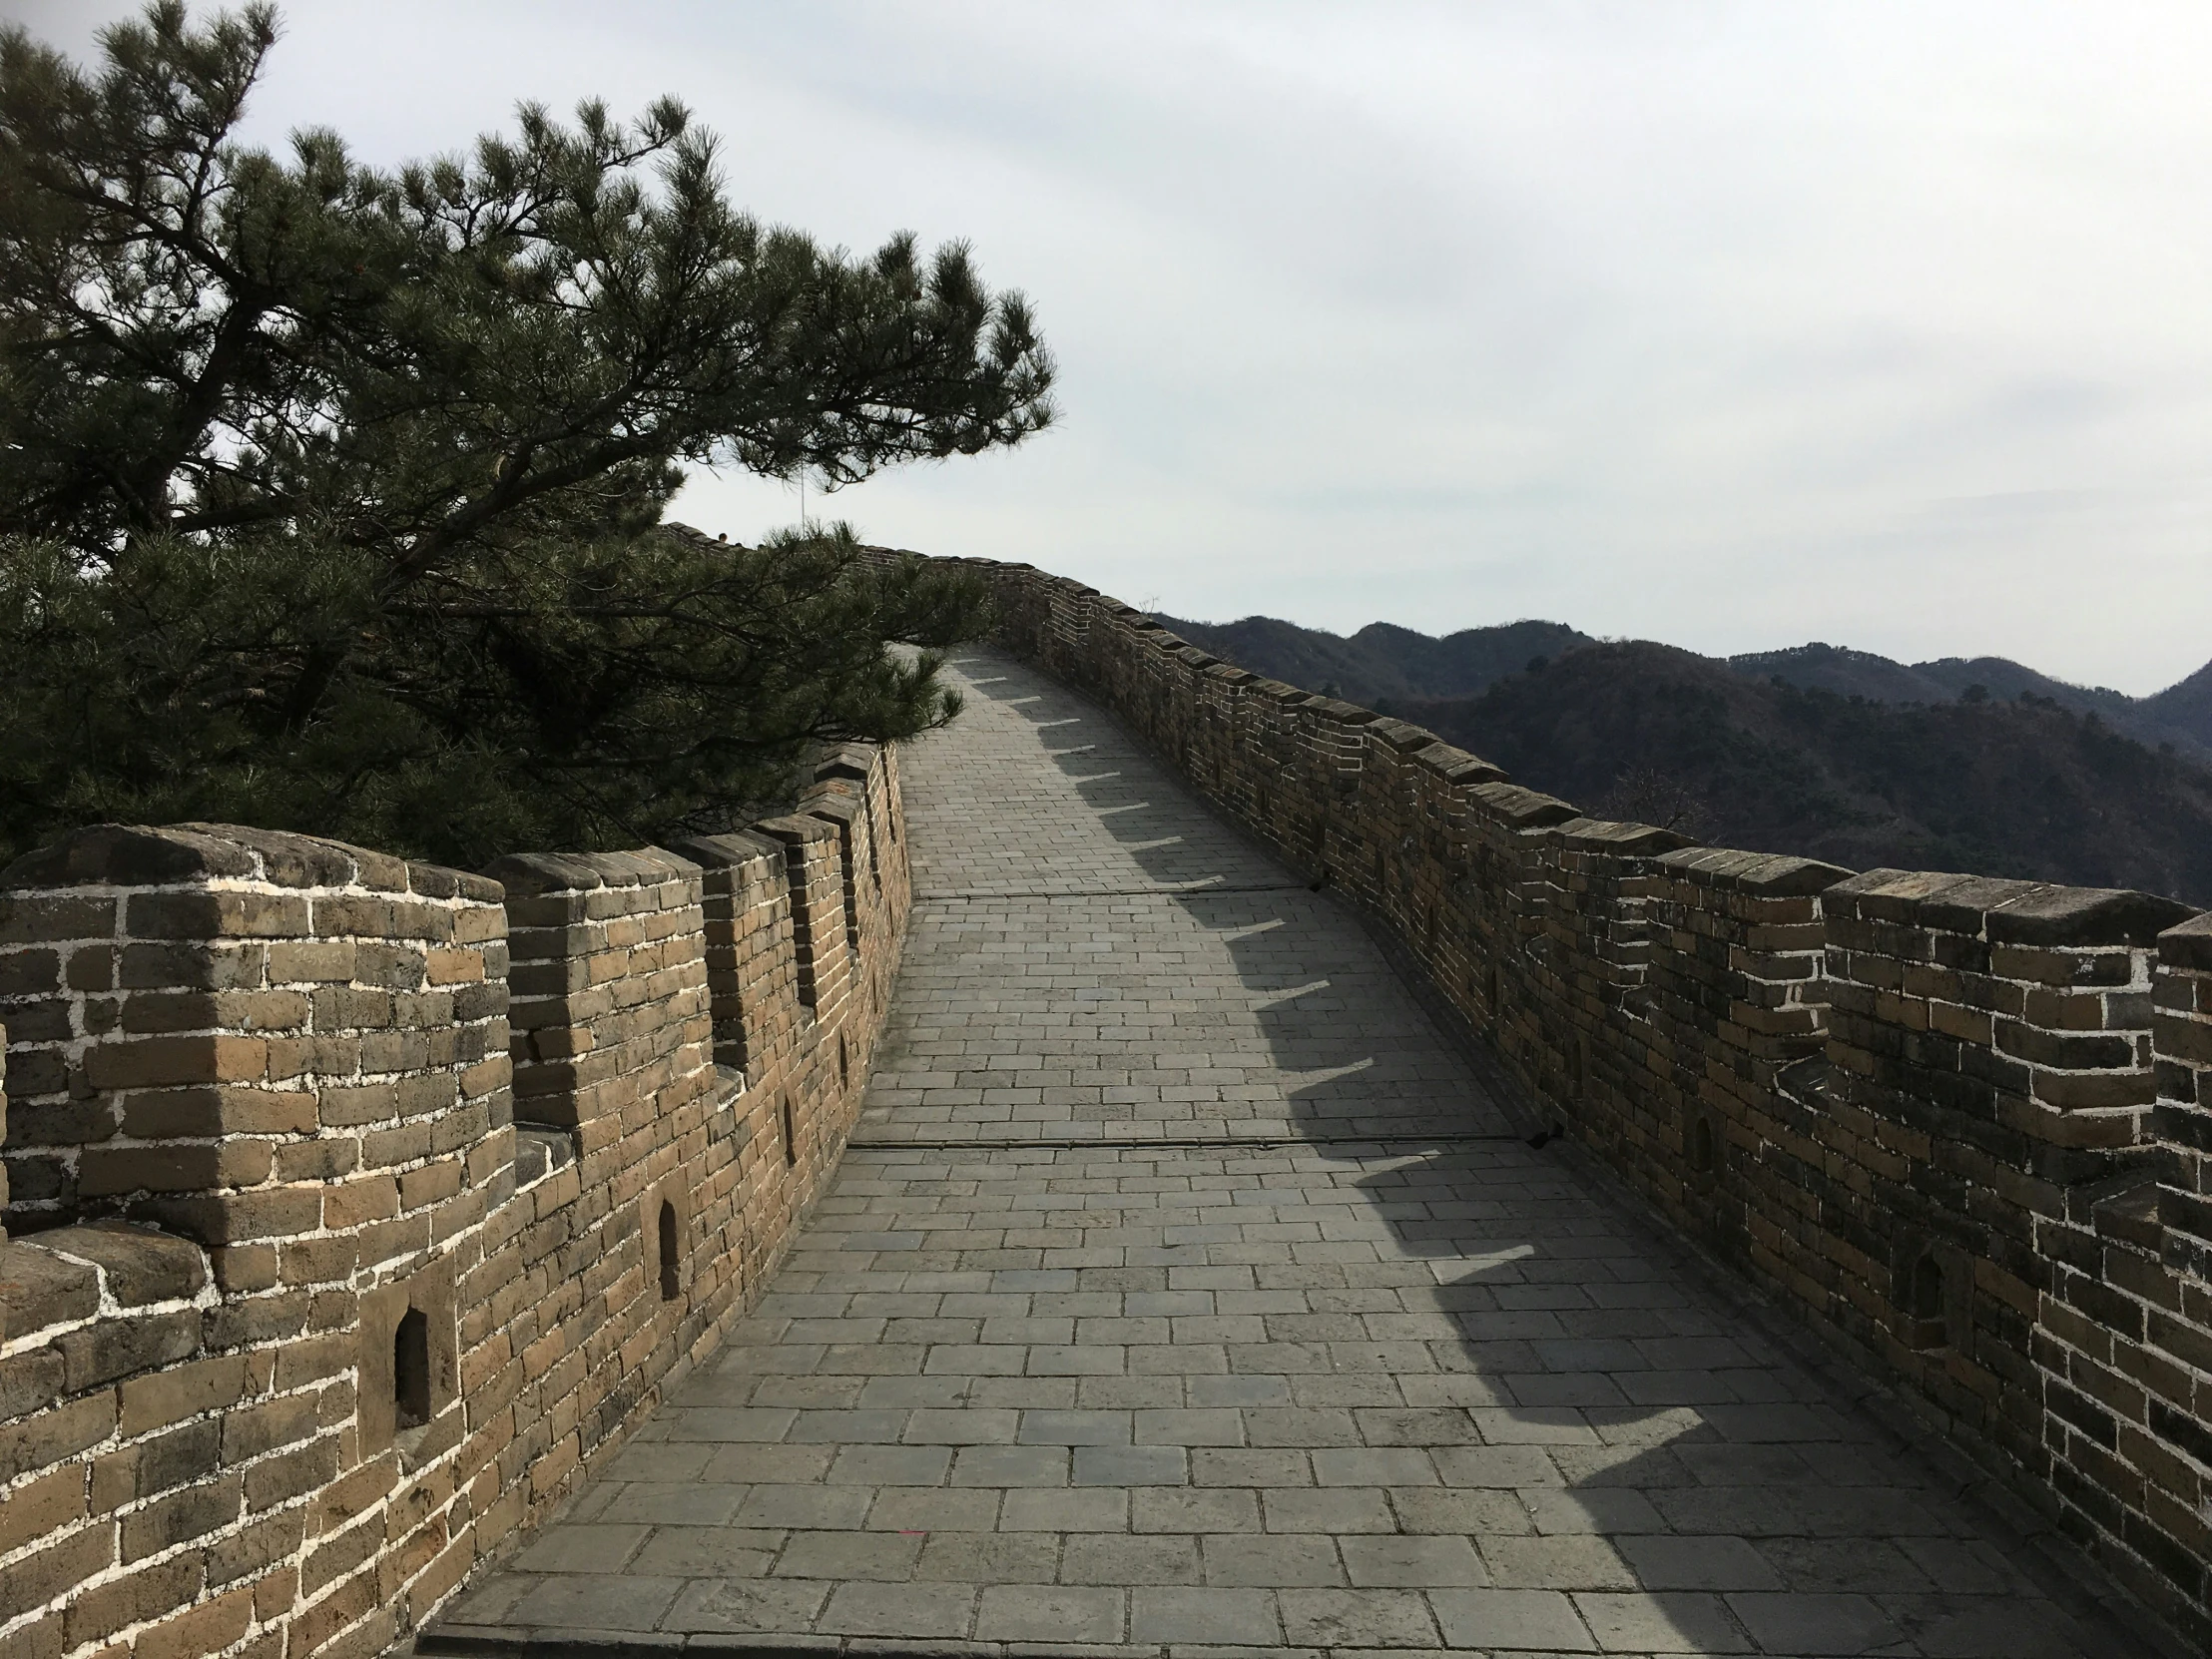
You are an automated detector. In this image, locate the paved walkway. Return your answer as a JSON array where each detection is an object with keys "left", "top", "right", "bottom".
[{"left": 433, "top": 652, "right": 2139, "bottom": 1658}]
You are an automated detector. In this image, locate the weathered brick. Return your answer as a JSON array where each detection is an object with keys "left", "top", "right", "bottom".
[
  {"left": 221, "top": 1393, "right": 319, "bottom": 1466},
  {"left": 0, "top": 894, "right": 117, "bottom": 946},
  {"left": 118, "top": 1085, "right": 317, "bottom": 1139},
  {"left": 63, "top": 1551, "right": 202, "bottom": 1648},
  {"left": 118, "top": 1354, "right": 249, "bottom": 1435},
  {"left": 121, "top": 1471, "right": 243, "bottom": 1562},
  {"left": 124, "top": 891, "right": 308, "bottom": 941},
  {"left": 0, "top": 1463, "right": 88, "bottom": 1556},
  {"left": 131, "top": 1583, "right": 255, "bottom": 1659},
  {"left": 0, "top": 1523, "right": 112, "bottom": 1624},
  {"left": 80, "top": 1034, "right": 270, "bottom": 1092},
  {"left": 0, "top": 1348, "right": 66, "bottom": 1420},
  {"left": 0, "top": 1389, "right": 116, "bottom": 1483}
]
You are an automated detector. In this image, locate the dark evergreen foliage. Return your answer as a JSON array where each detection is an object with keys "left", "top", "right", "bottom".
[
  {"left": 1409, "top": 643, "right": 2212, "bottom": 904},
  {"left": 0, "top": 3, "right": 1055, "bottom": 865}
]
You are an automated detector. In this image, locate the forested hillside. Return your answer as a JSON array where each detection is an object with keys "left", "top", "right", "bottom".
[
  {"left": 1158, "top": 612, "right": 2212, "bottom": 903},
  {"left": 1413, "top": 646, "right": 2212, "bottom": 903}
]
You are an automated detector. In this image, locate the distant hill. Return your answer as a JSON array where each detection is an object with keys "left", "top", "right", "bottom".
[
  {"left": 1151, "top": 611, "right": 2212, "bottom": 903},
  {"left": 1727, "top": 642, "right": 2211, "bottom": 763},
  {"left": 1406, "top": 644, "right": 2212, "bottom": 904},
  {"left": 1156, "top": 615, "right": 1590, "bottom": 705},
  {"left": 2138, "top": 660, "right": 2212, "bottom": 756}
]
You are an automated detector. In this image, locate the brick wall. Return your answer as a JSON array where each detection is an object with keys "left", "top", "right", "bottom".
[
  {"left": 920, "top": 547, "right": 2212, "bottom": 1650},
  {"left": 0, "top": 745, "right": 909, "bottom": 1659}
]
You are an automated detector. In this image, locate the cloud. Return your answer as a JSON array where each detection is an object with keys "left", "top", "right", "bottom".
[{"left": 10, "top": 0, "right": 2210, "bottom": 692}]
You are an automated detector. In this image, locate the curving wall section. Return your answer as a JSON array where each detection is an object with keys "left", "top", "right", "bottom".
[{"left": 0, "top": 744, "right": 909, "bottom": 1659}]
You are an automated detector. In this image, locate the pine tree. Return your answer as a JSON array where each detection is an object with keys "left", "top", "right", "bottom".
[{"left": 0, "top": 3, "right": 1053, "bottom": 866}]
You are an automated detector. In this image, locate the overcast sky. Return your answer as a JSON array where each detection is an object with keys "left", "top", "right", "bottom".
[{"left": 13, "top": 2, "right": 2212, "bottom": 695}]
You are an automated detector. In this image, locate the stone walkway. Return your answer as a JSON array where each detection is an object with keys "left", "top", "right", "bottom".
[{"left": 429, "top": 652, "right": 2142, "bottom": 1658}]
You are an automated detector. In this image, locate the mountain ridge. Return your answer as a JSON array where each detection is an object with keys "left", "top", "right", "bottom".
[
  {"left": 1156, "top": 612, "right": 2212, "bottom": 761},
  {"left": 1153, "top": 611, "right": 2212, "bottom": 903}
]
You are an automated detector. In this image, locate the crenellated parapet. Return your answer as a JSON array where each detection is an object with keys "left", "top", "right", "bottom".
[
  {"left": 0, "top": 744, "right": 909, "bottom": 1659},
  {"left": 898, "top": 544, "right": 2212, "bottom": 1650}
]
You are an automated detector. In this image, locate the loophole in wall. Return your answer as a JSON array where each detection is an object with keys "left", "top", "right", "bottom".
[
  {"left": 1902, "top": 1249, "right": 1951, "bottom": 1350},
  {"left": 1911, "top": 1254, "right": 1943, "bottom": 1320},
  {"left": 658, "top": 1200, "right": 681, "bottom": 1301},
  {"left": 782, "top": 1098, "right": 798, "bottom": 1168},
  {"left": 393, "top": 1308, "right": 430, "bottom": 1429}
]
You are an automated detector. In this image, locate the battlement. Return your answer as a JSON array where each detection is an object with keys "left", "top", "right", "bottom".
[
  {"left": 903, "top": 550, "right": 2212, "bottom": 1648},
  {"left": 0, "top": 746, "right": 910, "bottom": 1659}
]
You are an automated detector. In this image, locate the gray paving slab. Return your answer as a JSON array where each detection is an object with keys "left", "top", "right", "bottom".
[{"left": 430, "top": 652, "right": 2149, "bottom": 1657}]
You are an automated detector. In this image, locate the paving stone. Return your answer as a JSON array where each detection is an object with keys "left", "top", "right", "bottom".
[
  {"left": 701, "top": 1444, "right": 832, "bottom": 1484},
  {"left": 1426, "top": 1587, "right": 1595, "bottom": 1651},
  {"left": 903, "top": 1406, "right": 1019, "bottom": 1442},
  {"left": 1387, "top": 1487, "right": 1531, "bottom": 1535},
  {"left": 1619, "top": 1533, "right": 1785, "bottom": 1591},
  {"left": 1020, "top": 1408, "right": 1131, "bottom": 1444},
  {"left": 1135, "top": 1486, "right": 1262, "bottom": 1533},
  {"left": 1574, "top": 1590, "right": 1753, "bottom": 1653},
  {"left": 1747, "top": 1534, "right": 1933, "bottom": 1593},
  {"left": 786, "top": 1408, "right": 908, "bottom": 1443},
  {"left": 1073, "top": 1444, "right": 1188, "bottom": 1485},
  {"left": 597, "top": 1482, "right": 749, "bottom": 1526},
  {"left": 600, "top": 1444, "right": 715, "bottom": 1482},
  {"left": 1129, "top": 1586, "right": 1282, "bottom": 1645},
  {"left": 1481, "top": 1534, "right": 1639, "bottom": 1590},
  {"left": 827, "top": 1444, "right": 950, "bottom": 1485},
  {"left": 662, "top": 1577, "right": 830, "bottom": 1634},
  {"left": 667, "top": 1408, "right": 799, "bottom": 1441},
  {"left": 1431, "top": 1445, "right": 1559, "bottom": 1487},
  {"left": 1525, "top": 1488, "right": 1666, "bottom": 1534},
  {"left": 974, "top": 1584, "right": 1127, "bottom": 1643},
  {"left": 1312, "top": 1448, "right": 1437, "bottom": 1487},
  {"left": 1001, "top": 1487, "right": 1129, "bottom": 1532},
  {"left": 817, "top": 1580, "right": 975, "bottom": 1637},
  {"left": 1260, "top": 1488, "right": 1394, "bottom": 1533},
  {"left": 1191, "top": 1448, "right": 1312, "bottom": 1487},
  {"left": 1202, "top": 1534, "right": 1346, "bottom": 1587},
  {"left": 732, "top": 1486, "right": 872, "bottom": 1530},
  {"left": 510, "top": 1524, "right": 650, "bottom": 1573},
  {"left": 862, "top": 1486, "right": 1001, "bottom": 1532},
  {"left": 627, "top": 1527, "right": 784, "bottom": 1578},
  {"left": 1062, "top": 1533, "right": 1201, "bottom": 1585},
  {"left": 949, "top": 1444, "right": 1066, "bottom": 1486},
  {"left": 1339, "top": 1535, "right": 1488, "bottom": 1588},
  {"left": 1277, "top": 1588, "right": 1440, "bottom": 1648},
  {"left": 1875, "top": 1591, "right": 2096, "bottom": 1658},
  {"left": 914, "top": 1531, "right": 1059, "bottom": 1583},
  {"left": 1136, "top": 1406, "right": 1247, "bottom": 1444},
  {"left": 774, "top": 1530, "right": 924, "bottom": 1581},
  {"left": 490, "top": 1573, "right": 687, "bottom": 1631},
  {"left": 1726, "top": 1590, "right": 1904, "bottom": 1654},
  {"left": 1891, "top": 1537, "right": 2021, "bottom": 1595}
]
